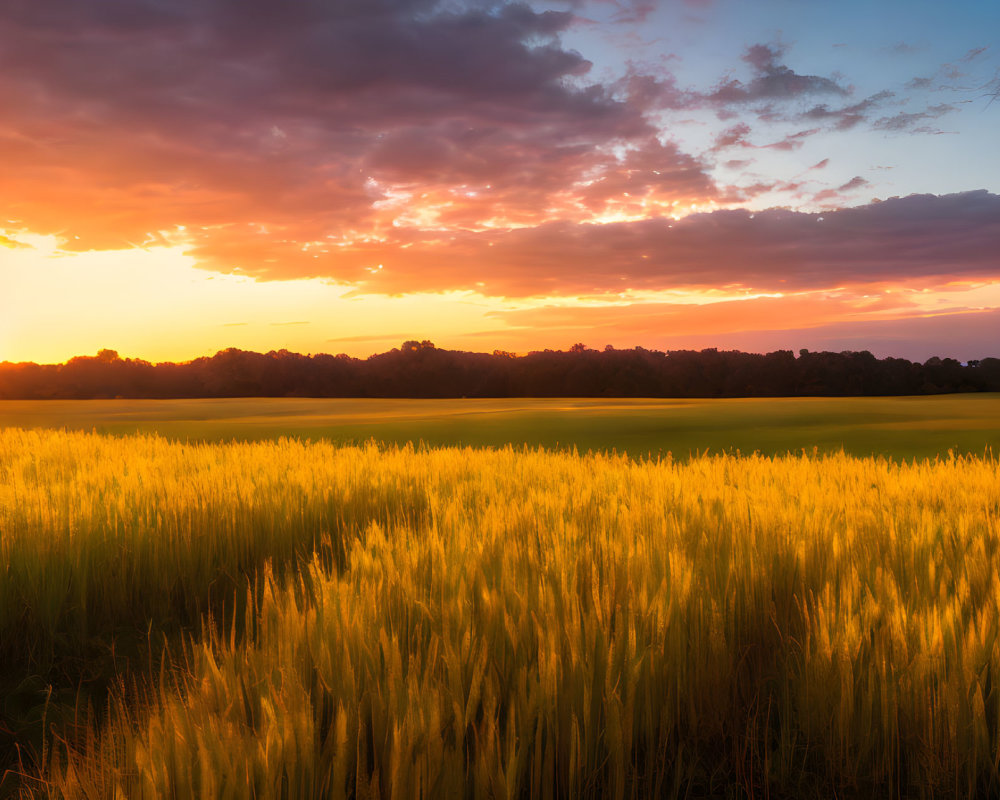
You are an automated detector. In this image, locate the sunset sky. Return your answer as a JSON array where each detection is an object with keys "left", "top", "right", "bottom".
[{"left": 2, "top": 0, "right": 998, "bottom": 364}]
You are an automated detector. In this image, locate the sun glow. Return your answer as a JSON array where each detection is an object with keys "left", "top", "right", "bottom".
[
  {"left": 0, "top": 231, "right": 494, "bottom": 363},
  {"left": 4, "top": 226, "right": 997, "bottom": 365}
]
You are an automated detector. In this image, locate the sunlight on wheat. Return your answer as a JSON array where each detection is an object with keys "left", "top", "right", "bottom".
[{"left": 1, "top": 429, "right": 998, "bottom": 797}]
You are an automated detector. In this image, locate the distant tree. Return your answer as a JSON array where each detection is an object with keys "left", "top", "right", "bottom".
[
  {"left": 1, "top": 344, "right": 998, "bottom": 399},
  {"left": 401, "top": 340, "right": 435, "bottom": 353}
]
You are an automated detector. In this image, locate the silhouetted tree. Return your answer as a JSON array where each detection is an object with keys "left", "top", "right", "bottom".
[{"left": 1, "top": 345, "right": 997, "bottom": 400}]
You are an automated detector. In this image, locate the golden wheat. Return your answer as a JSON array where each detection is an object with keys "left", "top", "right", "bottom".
[{"left": 2, "top": 429, "right": 999, "bottom": 797}]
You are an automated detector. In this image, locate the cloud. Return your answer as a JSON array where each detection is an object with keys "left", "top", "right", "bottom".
[
  {"left": 224, "top": 191, "right": 999, "bottom": 298},
  {"left": 2, "top": 1, "right": 992, "bottom": 312},
  {"left": 710, "top": 123, "right": 753, "bottom": 150},
  {"left": 906, "top": 46, "right": 993, "bottom": 94},
  {"left": 872, "top": 103, "right": 958, "bottom": 133},
  {"left": 710, "top": 124, "right": 820, "bottom": 153},
  {"left": 812, "top": 175, "right": 870, "bottom": 204},
  {"left": 615, "top": 69, "right": 692, "bottom": 112},
  {"left": 801, "top": 91, "right": 894, "bottom": 131},
  {"left": 705, "top": 43, "right": 849, "bottom": 106},
  {"left": 0, "top": 0, "right": 717, "bottom": 252},
  {"left": 837, "top": 176, "right": 869, "bottom": 191},
  {"left": 760, "top": 128, "right": 821, "bottom": 151},
  {"left": 796, "top": 79, "right": 965, "bottom": 136}
]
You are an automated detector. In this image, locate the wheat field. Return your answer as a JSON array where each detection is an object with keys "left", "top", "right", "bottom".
[{"left": 2, "top": 428, "right": 1000, "bottom": 797}]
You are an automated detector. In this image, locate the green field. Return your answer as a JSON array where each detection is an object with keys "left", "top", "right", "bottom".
[{"left": 1, "top": 393, "right": 998, "bottom": 459}]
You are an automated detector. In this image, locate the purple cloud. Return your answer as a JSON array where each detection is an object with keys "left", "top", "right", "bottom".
[
  {"left": 838, "top": 176, "right": 869, "bottom": 191},
  {"left": 270, "top": 191, "right": 1000, "bottom": 297},
  {"left": 813, "top": 176, "right": 870, "bottom": 203},
  {"left": 0, "top": 0, "right": 720, "bottom": 251},
  {"left": 873, "top": 103, "right": 957, "bottom": 132},
  {"left": 802, "top": 91, "right": 894, "bottom": 130},
  {"left": 705, "top": 43, "right": 849, "bottom": 105}
]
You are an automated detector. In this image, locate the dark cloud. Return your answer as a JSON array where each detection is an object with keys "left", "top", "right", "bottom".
[
  {"left": 705, "top": 43, "right": 849, "bottom": 105},
  {"left": 906, "top": 47, "right": 992, "bottom": 94},
  {"left": 795, "top": 86, "right": 965, "bottom": 137},
  {"left": 837, "top": 176, "right": 869, "bottom": 191},
  {"left": 761, "top": 128, "right": 821, "bottom": 151},
  {"left": 801, "top": 91, "right": 894, "bottom": 131},
  {"left": 615, "top": 70, "right": 692, "bottom": 112},
  {"left": 812, "top": 176, "right": 869, "bottom": 204},
  {"left": 244, "top": 191, "right": 1000, "bottom": 297},
  {"left": 1, "top": 0, "right": 714, "bottom": 250},
  {"left": 872, "top": 103, "right": 957, "bottom": 133},
  {"left": 718, "top": 179, "right": 807, "bottom": 203},
  {"left": 710, "top": 123, "right": 752, "bottom": 150},
  {"left": 710, "top": 125, "right": 819, "bottom": 153}
]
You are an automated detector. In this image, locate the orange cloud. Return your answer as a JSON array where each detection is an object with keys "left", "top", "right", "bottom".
[{"left": 174, "top": 192, "right": 1000, "bottom": 298}]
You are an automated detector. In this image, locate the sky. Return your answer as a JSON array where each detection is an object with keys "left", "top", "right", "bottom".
[{"left": 1, "top": 0, "right": 998, "bottom": 364}]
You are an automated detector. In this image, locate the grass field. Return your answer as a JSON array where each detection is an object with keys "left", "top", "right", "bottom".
[
  {"left": 1, "top": 393, "right": 999, "bottom": 460},
  {"left": 2, "top": 427, "right": 1000, "bottom": 797}
]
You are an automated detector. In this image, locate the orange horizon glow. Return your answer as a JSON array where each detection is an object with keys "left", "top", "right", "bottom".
[{"left": 4, "top": 228, "right": 998, "bottom": 366}]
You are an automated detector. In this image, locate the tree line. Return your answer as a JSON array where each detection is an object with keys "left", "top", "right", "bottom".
[{"left": 1, "top": 342, "right": 997, "bottom": 399}]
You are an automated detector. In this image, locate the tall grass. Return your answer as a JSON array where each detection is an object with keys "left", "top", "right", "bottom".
[
  {"left": 2, "top": 429, "right": 1000, "bottom": 796},
  {"left": 0, "top": 429, "right": 437, "bottom": 675}
]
